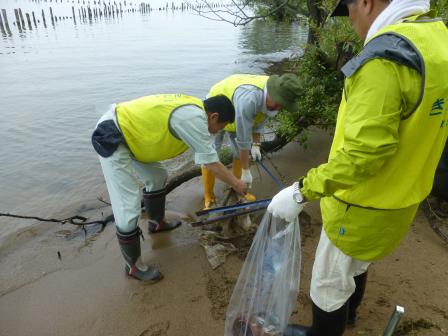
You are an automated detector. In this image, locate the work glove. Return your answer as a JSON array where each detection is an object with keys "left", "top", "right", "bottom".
[
  {"left": 241, "top": 168, "right": 253, "bottom": 188},
  {"left": 250, "top": 143, "right": 262, "bottom": 161},
  {"left": 267, "top": 182, "right": 304, "bottom": 222}
]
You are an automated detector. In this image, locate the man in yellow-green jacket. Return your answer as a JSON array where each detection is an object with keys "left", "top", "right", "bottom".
[
  {"left": 268, "top": 0, "right": 448, "bottom": 335},
  {"left": 92, "top": 94, "right": 246, "bottom": 283},
  {"left": 201, "top": 73, "right": 302, "bottom": 209}
]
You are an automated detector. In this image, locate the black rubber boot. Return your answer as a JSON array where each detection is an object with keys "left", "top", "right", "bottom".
[
  {"left": 348, "top": 271, "right": 368, "bottom": 325},
  {"left": 284, "top": 301, "right": 348, "bottom": 336},
  {"left": 116, "top": 227, "right": 163, "bottom": 283},
  {"left": 143, "top": 188, "right": 182, "bottom": 234}
]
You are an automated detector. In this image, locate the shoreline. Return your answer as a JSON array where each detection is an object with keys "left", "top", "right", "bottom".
[{"left": 1, "top": 129, "right": 447, "bottom": 335}]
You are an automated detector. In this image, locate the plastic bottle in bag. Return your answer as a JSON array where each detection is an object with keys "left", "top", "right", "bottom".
[{"left": 226, "top": 214, "right": 300, "bottom": 336}]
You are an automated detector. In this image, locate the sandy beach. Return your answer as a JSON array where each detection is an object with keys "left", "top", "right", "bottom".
[{"left": 1, "top": 129, "right": 447, "bottom": 336}]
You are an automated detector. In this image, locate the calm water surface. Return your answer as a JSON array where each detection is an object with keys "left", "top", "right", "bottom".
[{"left": 0, "top": 0, "right": 307, "bottom": 238}]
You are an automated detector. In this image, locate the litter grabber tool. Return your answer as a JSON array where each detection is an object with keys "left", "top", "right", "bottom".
[
  {"left": 255, "top": 160, "right": 285, "bottom": 189},
  {"left": 196, "top": 198, "right": 272, "bottom": 217},
  {"left": 191, "top": 204, "right": 268, "bottom": 227},
  {"left": 383, "top": 305, "right": 405, "bottom": 336}
]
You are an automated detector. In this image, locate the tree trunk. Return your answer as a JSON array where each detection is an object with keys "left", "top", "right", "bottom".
[{"left": 306, "top": 0, "right": 325, "bottom": 46}]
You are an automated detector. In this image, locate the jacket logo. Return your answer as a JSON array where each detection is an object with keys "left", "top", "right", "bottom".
[{"left": 430, "top": 98, "right": 445, "bottom": 116}]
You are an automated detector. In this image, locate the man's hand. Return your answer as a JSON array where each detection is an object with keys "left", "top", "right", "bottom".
[
  {"left": 241, "top": 168, "right": 253, "bottom": 188},
  {"left": 267, "top": 183, "right": 304, "bottom": 222},
  {"left": 251, "top": 143, "right": 262, "bottom": 161},
  {"left": 205, "top": 162, "right": 247, "bottom": 196},
  {"left": 233, "top": 179, "right": 247, "bottom": 195}
]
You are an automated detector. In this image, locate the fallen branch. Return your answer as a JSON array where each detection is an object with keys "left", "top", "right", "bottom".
[
  {"left": 0, "top": 212, "right": 114, "bottom": 227},
  {"left": 97, "top": 196, "right": 111, "bottom": 206},
  {"left": 192, "top": 0, "right": 291, "bottom": 26}
]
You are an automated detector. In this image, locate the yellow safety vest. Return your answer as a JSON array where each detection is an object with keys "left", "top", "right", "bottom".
[
  {"left": 323, "top": 16, "right": 448, "bottom": 260},
  {"left": 116, "top": 94, "right": 204, "bottom": 163},
  {"left": 208, "top": 74, "right": 268, "bottom": 132}
]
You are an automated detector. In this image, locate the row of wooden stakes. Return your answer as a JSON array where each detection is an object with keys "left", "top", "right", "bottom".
[{"left": 0, "top": 2, "right": 238, "bottom": 35}]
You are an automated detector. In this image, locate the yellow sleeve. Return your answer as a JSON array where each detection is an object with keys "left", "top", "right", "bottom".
[{"left": 302, "top": 59, "right": 417, "bottom": 200}]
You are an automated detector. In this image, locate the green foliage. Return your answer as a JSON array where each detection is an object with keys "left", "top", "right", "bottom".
[
  {"left": 274, "top": 45, "right": 343, "bottom": 141},
  {"left": 218, "top": 146, "right": 233, "bottom": 163},
  {"left": 273, "top": 11, "right": 362, "bottom": 141},
  {"left": 251, "top": 0, "right": 307, "bottom": 23},
  {"left": 431, "top": 0, "right": 448, "bottom": 19}
]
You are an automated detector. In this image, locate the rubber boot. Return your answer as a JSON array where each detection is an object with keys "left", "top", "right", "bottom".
[
  {"left": 143, "top": 188, "right": 182, "bottom": 234},
  {"left": 116, "top": 227, "right": 163, "bottom": 283},
  {"left": 232, "top": 158, "right": 242, "bottom": 179},
  {"left": 284, "top": 301, "right": 348, "bottom": 336},
  {"left": 348, "top": 271, "right": 368, "bottom": 326},
  {"left": 201, "top": 166, "right": 216, "bottom": 209}
]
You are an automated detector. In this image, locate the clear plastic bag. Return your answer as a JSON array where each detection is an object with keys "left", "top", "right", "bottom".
[{"left": 224, "top": 212, "right": 301, "bottom": 336}]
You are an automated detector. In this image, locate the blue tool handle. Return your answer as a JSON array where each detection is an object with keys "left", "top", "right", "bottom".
[
  {"left": 195, "top": 198, "right": 272, "bottom": 216},
  {"left": 256, "top": 160, "right": 285, "bottom": 189}
]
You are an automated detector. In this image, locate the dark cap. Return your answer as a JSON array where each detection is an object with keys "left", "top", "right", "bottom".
[
  {"left": 331, "top": 0, "right": 350, "bottom": 17},
  {"left": 266, "top": 73, "right": 302, "bottom": 113}
]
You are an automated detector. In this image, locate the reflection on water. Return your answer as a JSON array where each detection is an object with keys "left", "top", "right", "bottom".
[
  {"left": 0, "top": 0, "right": 307, "bottom": 238},
  {"left": 239, "top": 19, "right": 307, "bottom": 56}
]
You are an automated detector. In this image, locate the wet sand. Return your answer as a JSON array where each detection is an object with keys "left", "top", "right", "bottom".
[{"left": 1, "top": 129, "right": 447, "bottom": 336}]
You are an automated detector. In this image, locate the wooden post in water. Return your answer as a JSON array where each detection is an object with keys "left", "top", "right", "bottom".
[
  {"left": 49, "top": 7, "right": 55, "bottom": 25},
  {"left": 32, "top": 12, "right": 37, "bottom": 27},
  {"left": 26, "top": 13, "right": 32, "bottom": 29},
  {"left": 0, "top": 11, "right": 6, "bottom": 35},
  {"left": 14, "top": 9, "right": 22, "bottom": 30},
  {"left": 72, "top": 6, "right": 76, "bottom": 23},
  {"left": 2, "top": 9, "right": 12, "bottom": 34},
  {"left": 42, "top": 9, "right": 47, "bottom": 27},
  {"left": 18, "top": 8, "right": 26, "bottom": 28}
]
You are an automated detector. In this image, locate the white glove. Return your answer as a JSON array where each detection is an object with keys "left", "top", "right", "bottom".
[
  {"left": 267, "top": 183, "right": 303, "bottom": 222},
  {"left": 241, "top": 168, "right": 253, "bottom": 188},
  {"left": 250, "top": 144, "right": 262, "bottom": 161}
]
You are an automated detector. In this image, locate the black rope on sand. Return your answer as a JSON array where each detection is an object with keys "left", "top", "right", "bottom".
[{"left": 0, "top": 212, "right": 115, "bottom": 235}]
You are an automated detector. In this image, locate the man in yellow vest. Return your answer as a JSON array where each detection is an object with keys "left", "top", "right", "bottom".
[
  {"left": 201, "top": 73, "right": 302, "bottom": 209},
  {"left": 268, "top": 0, "right": 448, "bottom": 334},
  {"left": 92, "top": 94, "right": 247, "bottom": 282}
]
